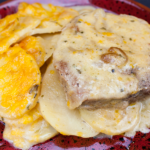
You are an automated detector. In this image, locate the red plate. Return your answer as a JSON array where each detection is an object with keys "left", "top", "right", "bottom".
[{"left": 0, "top": 0, "right": 150, "bottom": 150}]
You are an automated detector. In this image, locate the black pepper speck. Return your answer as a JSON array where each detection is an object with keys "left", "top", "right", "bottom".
[{"left": 111, "top": 69, "right": 115, "bottom": 73}]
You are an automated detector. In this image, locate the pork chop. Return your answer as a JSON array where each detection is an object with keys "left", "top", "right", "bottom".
[{"left": 53, "top": 9, "right": 150, "bottom": 110}]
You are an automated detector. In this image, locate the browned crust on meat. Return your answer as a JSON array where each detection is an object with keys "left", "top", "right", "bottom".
[
  {"left": 80, "top": 90, "right": 150, "bottom": 110},
  {"left": 54, "top": 61, "right": 89, "bottom": 109},
  {"left": 55, "top": 60, "right": 150, "bottom": 110}
]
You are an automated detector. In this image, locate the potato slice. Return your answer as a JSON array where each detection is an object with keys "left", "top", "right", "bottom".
[
  {"left": 136, "top": 98, "right": 150, "bottom": 133},
  {"left": 39, "top": 61, "right": 98, "bottom": 137},
  {"left": 79, "top": 103, "right": 141, "bottom": 135},
  {"left": 0, "top": 2, "right": 78, "bottom": 54},
  {"left": 3, "top": 117, "right": 58, "bottom": 150},
  {"left": 0, "top": 16, "right": 41, "bottom": 54},
  {"left": 30, "top": 21, "right": 62, "bottom": 35},
  {"left": 19, "top": 34, "right": 60, "bottom": 68},
  {"left": 19, "top": 36, "right": 46, "bottom": 67},
  {"left": 18, "top": 2, "right": 79, "bottom": 35},
  {"left": 3, "top": 103, "right": 58, "bottom": 149},
  {"left": 2, "top": 104, "right": 41, "bottom": 127},
  {"left": 38, "top": 33, "right": 60, "bottom": 62},
  {"left": 0, "top": 14, "right": 19, "bottom": 34},
  {"left": 125, "top": 97, "right": 150, "bottom": 136},
  {"left": 0, "top": 46, "right": 41, "bottom": 119}
]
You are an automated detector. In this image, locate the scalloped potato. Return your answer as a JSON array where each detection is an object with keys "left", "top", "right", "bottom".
[
  {"left": 0, "top": 46, "right": 41, "bottom": 119},
  {"left": 18, "top": 33, "right": 60, "bottom": 68},
  {"left": 0, "top": 2, "right": 79, "bottom": 55},
  {"left": 0, "top": 16, "right": 41, "bottom": 54},
  {"left": 37, "top": 33, "right": 60, "bottom": 62},
  {"left": 3, "top": 103, "right": 58, "bottom": 149},
  {"left": 19, "top": 36, "right": 46, "bottom": 67},
  {"left": 80, "top": 103, "right": 141, "bottom": 135},
  {"left": 125, "top": 97, "right": 150, "bottom": 137},
  {"left": 2, "top": 104, "right": 41, "bottom": 127},
  {"left": 3, "top": 117, "right": 58, "bottom": 150},
  {"left": 18, "top": 2, "right": 79, "bottom": 35},
  {"left": 1, "top": 2, "right": 150, "bottom": 150},
  {"left": 39, "top": 61, "right": 98, "bottom": 137}
]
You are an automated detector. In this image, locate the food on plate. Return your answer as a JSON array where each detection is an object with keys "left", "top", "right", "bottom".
[
  {"left": 0, "top": 1, "right": 150, "bottom": 149},
  {"left": 3, "top": 104, "right": 58, "bottom": 149},
  {"left": 80, "top": 103, "right": 141, "bottom": 135},
  {"left": 38, "top": 33, "right": 60, "bottom": 63},
  {"left": 0, "top": 15, "right": 40, "bottom": 54},
  {"left": 19, "top": 34, "right": 60, "bottom": 68},
  {"left": 18, "top": 2, "right": 79, "bottom": 35},
  {"left": 0, "top": 2, "right": 79, "bottom": 54},
  {"left": 19, "top": 36, "right": 46, "bottom": 67},
  {"left": 71, "top": 6, "right": 96, "bottom": 14},
  {"left": 4, "top": 118, "right": 58, "bottom": 150},
  {"left": 0, "top": 45, "right": 40, "bottom": 119},
  {"left": 39, "top": 60, "right": 98, "bottom": 137},
  {"left": 53, "top": 9, "right": 150, "bottom": 110},
  {"left": 3, "top": 104, "right": 41, "bottom": 127},
  {"left": 125, "top": 96, "right": 150, "bottom": 136}
]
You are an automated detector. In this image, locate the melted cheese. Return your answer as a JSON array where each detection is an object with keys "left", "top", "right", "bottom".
[
  {"left": 19, "top": 36, "right": 46, "bottom": 67},
  {"left": 18, "top": 2, "right": 79, "bottom": 35},
  {"left": 19, "top": 33, "right": 61, "bottom": 68},
  {"left": 0, "top": 16, "right": 41, "bottom": 54},
  {"left": 3, "top": 104, "right": 41, "bottom": 127},
  {"left": 0, "top": 46, "right": 41, "bottom": 119},
  {"left": 3, "top": 117, "right": 58, "bottom": 150},
  {"left": 0, "top": 2, "right": 78, "bottom": 55},
  {"left": 3, "top": 103, "right": 58, "bottom": 149}
]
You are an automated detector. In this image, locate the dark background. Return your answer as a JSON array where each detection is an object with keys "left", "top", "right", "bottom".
[
  {"left": 0, "top": 0, "right": 149, "bottom": 8},
  {"left": 136, "top": 0, "right": 150, "bottom": 8}
]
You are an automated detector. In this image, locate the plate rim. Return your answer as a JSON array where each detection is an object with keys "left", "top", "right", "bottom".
[{"left": 0, "top": 0, "right": 150, "bottom": 12}]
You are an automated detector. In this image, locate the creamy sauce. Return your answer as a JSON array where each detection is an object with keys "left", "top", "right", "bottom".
[
  {"left": 71, "top": 5, "right": 96, "bottom": 11},
  {"left": 53, "top": 7, "right": 150, "bottom": 137},
  {"left": 71, "top": 5, "right": 116, "bottom": 14},
  {"left": 54, "top": 9, "right": 150, "bottom": 109}
]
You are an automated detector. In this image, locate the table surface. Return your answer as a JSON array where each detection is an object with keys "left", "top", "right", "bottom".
[{"left": 0, "top": 0, "right": 149, "bottom": 8}]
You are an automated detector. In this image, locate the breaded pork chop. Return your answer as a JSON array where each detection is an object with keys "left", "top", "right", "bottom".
[{"left": 53, "top": 9, "right": 150, "bottom": 110}]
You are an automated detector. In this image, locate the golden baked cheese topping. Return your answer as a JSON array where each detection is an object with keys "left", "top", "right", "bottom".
[{"left": 0, "top": 46, "right": 41, "bottom": 119}]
